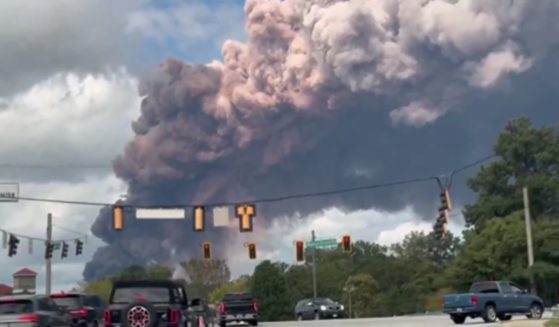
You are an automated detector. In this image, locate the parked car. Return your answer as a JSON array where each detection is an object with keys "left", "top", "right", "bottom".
[
  {"left": 0, "top": 294, "right": 72, "bottom": 326},
  {"left": 442, "top": 281, "right": 544, "bottom": 324},
  {"left": 294, "top": 297, "right": 344, "bottom": 320},
  {"left": 50, "top": 292, "right": 106, "bottom": 327}
]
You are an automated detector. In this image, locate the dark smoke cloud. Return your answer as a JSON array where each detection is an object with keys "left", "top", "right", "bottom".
[{"left": 85, "top": 0, "right": 559, "bottom": 280}]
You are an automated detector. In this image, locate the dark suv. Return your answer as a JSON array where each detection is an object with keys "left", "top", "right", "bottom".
[
  {"left": 103, "top": 280, "right": 188, "bottom": 327},
  {"left": 294, "top": 297, "right": 345, "bottom": 320},
  {"left": 50, "top": 292, "right": 106, "bottom": 327}
]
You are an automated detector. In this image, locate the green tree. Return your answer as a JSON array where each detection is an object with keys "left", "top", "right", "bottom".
[
  {"left": 250, "top": 261, "right": 291, "bottom": 321},
  {"left": 342, "top": 273, "right": 378, "bottom": 318},
  {"left": 182, "top": 259, "right": 230, "bottom": 300},
  {"left": 209, "top": 275, "right": 250, "bottom": 305},
  {"left": 464, "top": 117, "right": 559, "bottom": 229},
  {"left": 448, "top": 212, "right": 559, "bottom": 305}
]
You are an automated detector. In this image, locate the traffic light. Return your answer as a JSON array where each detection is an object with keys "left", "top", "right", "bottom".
[
  {"left": 202, "top": 242, "right": 212, "bottom": 260},
  {"left": 434, "top": 205, "right": 449, "bottom": 239},
  {"left": 295, "top": 241, "right": 304, "bottom": 262},
  {"left": 440, "top": 188, "right": 452, "bottom": 211},
  {"left": 248, "top": 243, "right": 256, "bottom": 259},
  {"left": 434, "top": 188, "right": 452, "bottom": 239},
  {"left": 61, "top": 241, "right": 68, "bottom": 259},
  {"left": 75, "top": 240, "right": 83, "bottom": 256},
  {"left": 193, "top": 206, "right": 205, "bottom": 232},
  {"left": 341, "top": 235, "right": 352, "bottom": 253},
  {"left": 8, "top": 234, "right": 19, "bottom": 257},
  {"left": 236, "top": 204, "right": 255, "bottom": 232},
  {"left": 45, "top": 241, "right": 54, "bottom": 259},
  {"left": 113, "top": 206, "right": 123, "bottom": 231}
]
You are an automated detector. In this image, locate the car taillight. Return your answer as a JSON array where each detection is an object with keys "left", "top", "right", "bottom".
[
  {"left": 470, "top": 295, "right": 478, "bottom": 305},
  {"left": 169, "top": 309, "right": 179, "bottom": 325},
  {"left": 71, "top": 308, "right": 88, "bottom": 318},
  {"left": 253, "top": 303, "right": 258, "bottom": 313},
  {"left": 18, "top": 314, "right": 38, "bottom": 323},
  {"left": 219, "top": 303, "right": 226, "bottom": 314},
  {"left": 104, "top": 309, "right": 112, "bottom": 327}
]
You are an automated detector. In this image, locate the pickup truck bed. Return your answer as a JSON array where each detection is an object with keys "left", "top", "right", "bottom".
[
  {"left": 442, "top": 281, "right": 544, "bottom": 324},
  {"left": 218, "top": 293, "right": 258, "bottom": 327}
]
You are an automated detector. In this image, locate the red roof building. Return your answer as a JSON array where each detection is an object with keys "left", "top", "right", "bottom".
[
  {"left": 13, "top": 268, "right": 37, "bottom": 277},
  {"left": 0, "top": 284, "right": 13, "bottom": 295}
]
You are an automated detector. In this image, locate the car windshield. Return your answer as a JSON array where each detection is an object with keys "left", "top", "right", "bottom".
[
  {"left": 50, "top": 295, "right": 81, "bottom": 309},
  {"left": 314, "top": 298, "right": 335, "bottom": 304},
  {"left": 112, "top": 287, "right": 170, "bottom": 304},
  {"left": 0, "top": 300, "right": 34, "bottom": 314}
]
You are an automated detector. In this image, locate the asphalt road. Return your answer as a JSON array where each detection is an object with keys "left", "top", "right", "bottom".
[{"left": 243, "top": 312, "right": 553, "bottom": 327}]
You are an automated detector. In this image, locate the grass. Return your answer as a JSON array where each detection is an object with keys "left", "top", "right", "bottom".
[{"left": 545, "top": 319, "right": 559, "bottom": 327}]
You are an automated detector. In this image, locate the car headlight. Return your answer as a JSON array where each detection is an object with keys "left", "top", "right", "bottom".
[
  {"left": 340, "top": 305, "right": 344, "bottom": 311},
  {"left": 320, "top": 305, "right": 326, "bottom": 311}
]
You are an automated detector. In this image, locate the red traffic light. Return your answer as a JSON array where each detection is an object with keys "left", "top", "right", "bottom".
[
  {"left": 342, "top": 235, "right": 352, "bottom": 253},
  {"left": 295, "top": 241, "right": 304, "bottom": 262},
  {"left": 248, "top": 243, "right": 256, "bottom": 259},
  {"left": 202, "top": 242, "right": 212, "bottom": 259}
]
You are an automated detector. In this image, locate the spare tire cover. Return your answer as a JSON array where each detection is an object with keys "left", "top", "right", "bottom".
[{"left": 121, "top": 301, "right": 158, "bottom": 327}]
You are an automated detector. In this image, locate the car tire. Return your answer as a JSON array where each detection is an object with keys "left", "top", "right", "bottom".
[
  {"left": 450, "top": 314, "right": 465, "bottom": 324},
  {"left": 121, "top": 301, "right": 158, "bottom": 327},
  {"left": 249, "top": 320, "right": 258, "bottom": 326},
  {"left": 498, "top": 314, "right": 512, "bottom": 321},
  {"left": 219, "top": 321, "right": 226, "bottom": 327},
  {"left": 527, "top": 303, "right": 543, "bottom": 319},
  {"left": 482, "top": 304, "right": 497, "bottom": 323}
]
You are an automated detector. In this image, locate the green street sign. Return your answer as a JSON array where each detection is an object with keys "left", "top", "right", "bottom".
[
  {"left": 306, "top": 238, "right": 337, "bottom": 249},
  {"left": 52, "top": 243, "right": 61, "bottom": 250}
]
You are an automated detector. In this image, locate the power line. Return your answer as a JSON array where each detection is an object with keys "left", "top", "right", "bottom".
[
  {"left": 0, "top": 163, "right": 111, "bottom": 169},
  {"left": 6, "top": 154, "right": 496, "bottom": 208}
]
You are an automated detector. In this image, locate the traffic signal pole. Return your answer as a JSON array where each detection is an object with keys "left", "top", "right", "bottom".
[
  {"left": 311, "top": 230, "right": 317, "bottom": 299},
  {"left": 46, "top": 213, "right": 52, "bottom": 295},
  {"left": 522, "top": 186, "right": 536, "bottom": 294}
]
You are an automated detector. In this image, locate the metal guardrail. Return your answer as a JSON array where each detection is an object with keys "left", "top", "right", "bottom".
[{"left": 552, "top": 305, "right": 559, "bottom": 318}]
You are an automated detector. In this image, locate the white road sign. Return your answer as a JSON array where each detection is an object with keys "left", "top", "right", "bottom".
[
  {"left": 135, "top": 208, "right": 186, "bottom": 219},
  {"left": 0, "top": 183, "right": 19, "bottom": 202}
]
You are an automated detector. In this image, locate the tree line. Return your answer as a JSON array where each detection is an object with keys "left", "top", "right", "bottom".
[{"left": 81, "top": 117, "right": 559, "bottom": 321}]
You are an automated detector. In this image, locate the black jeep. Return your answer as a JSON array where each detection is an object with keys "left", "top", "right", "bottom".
[{"left": 103, "top": 280, "right": 188, "bottom": 327}]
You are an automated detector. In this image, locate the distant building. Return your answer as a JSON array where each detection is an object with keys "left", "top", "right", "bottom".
[
  {"left": 0, "top": 284, "right": 13, "bottom": 296},
  {"left": 12, "top": 268, "right": 37, "bottom": 294}
]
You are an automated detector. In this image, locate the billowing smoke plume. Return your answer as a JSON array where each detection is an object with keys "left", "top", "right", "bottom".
[{"left": 85, "top": 0, "right": 559, "bottom": 280}]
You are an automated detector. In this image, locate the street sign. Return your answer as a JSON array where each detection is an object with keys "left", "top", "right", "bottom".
[
  {"left": 135, "top": 208, "right": 186, "bottom": 219},
  {"left": 306, "top": 238, "right": 337, "bottom": 249},
  {"left": 0, "top": 183, "right": 19, "bottom": 202},
  {"left": 52, "top": 243, "right": 61, "bottom": 251}
]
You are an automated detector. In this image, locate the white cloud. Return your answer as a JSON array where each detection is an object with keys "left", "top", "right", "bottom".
[
  {"left": 376, "top": 212, "right": 466, "bottom": 247},
  {"left": 0, "top": 69, "right": 140, "bottom": 182},
  {"left": 0, "top": 0, "right": 140, "bottom": 96},
  {"left": 0, "top": 174, "right": 127, "bottom": 291}
]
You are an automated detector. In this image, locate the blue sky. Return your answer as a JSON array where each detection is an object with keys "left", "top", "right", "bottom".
[{"left": 130, "top": 0, "right": 247, "bottom": 71}]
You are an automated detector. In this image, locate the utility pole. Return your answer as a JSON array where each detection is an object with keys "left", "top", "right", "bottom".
[
  {"left": 46, "top": 213, "right": 52, "bottom": 295},
  {"left": 311, "top": 230, "right": 317, "bottom": 299},
  {"left": 523, "top": 186, "right": 536, "bottom": 294}
]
